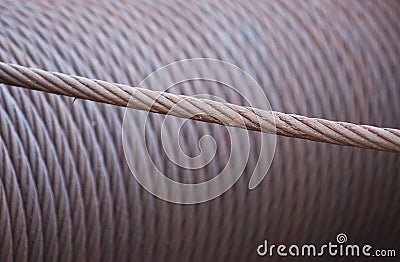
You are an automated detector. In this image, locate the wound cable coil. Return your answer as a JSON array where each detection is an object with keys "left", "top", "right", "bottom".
[{"left": 0, "top": 1, "right": 399, "bottom": 262}]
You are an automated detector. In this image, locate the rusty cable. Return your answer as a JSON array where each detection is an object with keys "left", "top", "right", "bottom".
[
  {"left": 0, "top": 62, "right": 399, "bottom": 152},
  {"left": 0, "top": 1, "right": 399, "bottom": 261}
]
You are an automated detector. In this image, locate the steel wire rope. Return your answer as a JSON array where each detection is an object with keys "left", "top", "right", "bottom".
[{"left": 1, "top": 61, "right": 399, "bottom": 152}]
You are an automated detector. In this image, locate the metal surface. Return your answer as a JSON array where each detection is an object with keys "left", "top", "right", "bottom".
[{"left": 0, "top": 0, "right": 399, "bottom": 261}]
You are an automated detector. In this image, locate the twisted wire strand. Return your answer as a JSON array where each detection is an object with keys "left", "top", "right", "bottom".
[
  {"left": 0, "top": 61, "right": 399, "bottom": 152},
  {"left": 0, "top": 1, "right": 399, "bottom": 261}
]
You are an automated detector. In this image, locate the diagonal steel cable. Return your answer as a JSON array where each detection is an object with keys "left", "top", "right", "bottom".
[{"left": 0, "top": 62, "right": 399, "bottom": 152}]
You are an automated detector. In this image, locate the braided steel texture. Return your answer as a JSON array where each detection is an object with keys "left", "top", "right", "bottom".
[
  {"left": 0, "top": 0, "right": 399, "bottom": 261},
  {"left": 1, "top": 62, "right": 400, "bottom": 152}
]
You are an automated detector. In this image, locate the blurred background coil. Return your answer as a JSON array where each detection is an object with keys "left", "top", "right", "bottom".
[{"left": 0, "top": 0, "right": 399, "bottom": 261}]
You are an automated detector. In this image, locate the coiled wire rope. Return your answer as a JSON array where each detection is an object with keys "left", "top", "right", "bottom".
[{"left": 0, "top": 0, "right": 399, "bottom": 261}]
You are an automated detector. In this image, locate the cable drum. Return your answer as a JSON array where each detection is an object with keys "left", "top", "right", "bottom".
[{"left": 0, "top": 0, "right": 399, "bottom": 261}]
